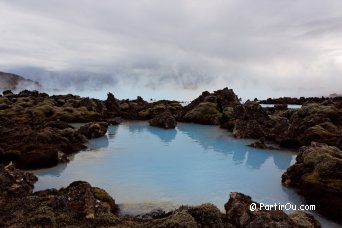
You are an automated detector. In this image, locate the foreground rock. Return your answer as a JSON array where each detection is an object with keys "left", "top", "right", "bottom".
[
  {"left": 149, "top": 110, "right": 177, "bottom": 129},
  {"left": 225, "top": 192, "right": 320, "bottom": 228},
  {"left": 78, "top": 122, "right": 109, "bottom": 139},
  {"left": 282, "top": 142, "right": 342, "bottom": 223},
  {"left": 0, "top": 118, "right": 109, "bottom": 169},
  {"left": 0, "top": 165, "right": 321, "bottom": 227},
  {"left": 0, "top": 163, "right": 37, "bottom": 197}
]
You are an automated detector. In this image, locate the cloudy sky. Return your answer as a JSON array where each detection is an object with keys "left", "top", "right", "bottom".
[{"left": 0, "top": 0, "right": 342, "bottom": 100}]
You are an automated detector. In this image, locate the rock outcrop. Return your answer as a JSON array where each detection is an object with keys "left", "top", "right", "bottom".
[
  {"left": 0, "top": 118, "right": 89, "bottom": 169},
  {"left": 231, "top": 101, "right": 270, "bottom": 138},
  {"left": 0, "top": 165, "right": 119, "bottom": 227},
  {"left": 0, "top": 163, "right": 37, "bottom": 197},
  {"left": 282, "top": 142, "right": 342, "bottom": 222},
  {"left": 181, "top": 87, "right": 240, "bottom": 125},
  {"left": 149, "top": 110, "right": 177, "bottom": 129},
  {"left": 78, "top": 122, "right": 109, "bottom": 139},
  {"left": 222, "top": 99, "right": 341, "bottom": 150},
  {"left": 283, "top": 103, "right": 342, "bottom": 149},
  {"left": 225, "top": 192, "right": 320, "bottom": 228}
]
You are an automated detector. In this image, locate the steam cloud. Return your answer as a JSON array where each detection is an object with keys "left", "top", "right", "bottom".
[{"left": 0, "top": 0, "right": 342, "bottom": 100}]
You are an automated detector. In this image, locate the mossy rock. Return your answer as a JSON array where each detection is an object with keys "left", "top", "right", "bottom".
[
  {"left": 138, "top": 109, "right": 152, "bottom": 119},
  {"left": 184, "top": 102, "right": 222, "bottom": 125},
  {"left": 93, "top": 187, "right": 118, "bottom": 214},
  {"left": 119, "top": 103, "right": 130, "bottom": 110},
  {"left": 204, "top": 95, "right": 217, "bottom": 103}
]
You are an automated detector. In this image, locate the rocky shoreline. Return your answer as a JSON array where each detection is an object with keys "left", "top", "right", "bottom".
[
  {"left": 0, "top": 163, "right": 320, "bottom": 227},
  {"left": 0, "top": 87, "right": 341, "bottom": 226}
]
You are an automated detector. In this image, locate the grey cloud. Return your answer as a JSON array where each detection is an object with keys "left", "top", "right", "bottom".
[{"left": 0, "top": 0, "right": 341, "bottom": 100}]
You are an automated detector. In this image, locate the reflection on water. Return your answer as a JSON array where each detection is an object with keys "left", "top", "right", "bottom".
[
  {"left": 33, "top": 121, "right": 296, "bottom": 205},
  {"left": 129, "top": 122, "right": 177, "bottom": 144},
  {"left": 31, "top": 121, "right": 338, "bottom": 227},
  {"left": 33, "top": 122, "right": 296, "bottom": 200},
  {"left": 87, "top": 135, "right": 109, "bottom": 149}
]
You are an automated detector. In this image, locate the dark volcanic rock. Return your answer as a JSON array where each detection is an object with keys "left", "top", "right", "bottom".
[
  {"left": 181, "top": 87, "right": 240, "bottom": 125},
  {"left": 0, "top": 118, "right": 87, "bottom": 169},
  {"left": 0, "top": 163, "right": 37, "bottom": 197},
  {"left": 16, "top": 149, "right": 59, "bottom": 169},
  {"left": 285, "top": 103, "right": 342, "bottom": 148},
  {"left": 105, "top": 92, "right": 121, "bottom": 116},
  {"left": 280, "top": 138, "right": 303, "bottom": 149},
  {"left": 149, "top": 110, "right": 177, "bottom": 129},
  {"left": 259, "top": 96, "right": 342, "bottom": 105},
  {"left": 183, "top": 102, "right": 222, "bottom": 125},
  {"left": 248, "top": 138, "right": 275, "bottom": 150},
  {"left": 282, "top": 142, "right": 342, "bottom": 222},
  {"left": 78, "top": 122, "right": 109, "bottom": 139},
  {"left": 274, "top": 103, "right": 288, "bottom": 110},
  {"left": 225, "top": 192, "right": 320, "bottom": 228},
  {"left": 232, "top": 101, "right": 270, "bottom": 138}
]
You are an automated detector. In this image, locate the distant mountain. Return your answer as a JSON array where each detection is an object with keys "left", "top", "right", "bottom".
[
  {"left": 329, "top": 93, "right": 342, "bottom": 98},
  {"left": 0, "top": 71, "right": 41, "bottom": 91}
]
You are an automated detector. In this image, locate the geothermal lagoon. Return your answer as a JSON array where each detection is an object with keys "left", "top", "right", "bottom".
[{"left": 33, "top": 122, "right": 303, "bottom": 213}]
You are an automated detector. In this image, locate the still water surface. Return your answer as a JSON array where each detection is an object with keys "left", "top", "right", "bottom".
[{"left": 32, "top": 122, "right": 337, "bottom": 227}]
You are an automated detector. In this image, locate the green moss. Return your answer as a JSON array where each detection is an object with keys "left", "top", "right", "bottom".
[
  {"left": 119, "top": 103, "right": 129, "bottom": 110},
  {"left": 138, "top": 109, "right": 152, "bottom": 119},
  {"left": 184, "top": 102, "right": 222, "bottom": 124},
  {"left": 93, "top": 187, "right": 118, "bottom": 214},
  {"left": 94, "top": 188, "right": 113, "bottom": 203}
]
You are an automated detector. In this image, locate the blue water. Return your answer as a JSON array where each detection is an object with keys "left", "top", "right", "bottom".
[{"left": 32, "top": 122, "right": 337, "bottom": 227}]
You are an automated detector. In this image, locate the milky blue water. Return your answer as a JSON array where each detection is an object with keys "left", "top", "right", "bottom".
[{"left": 32, "top": 121, "right": 337, "bottom": 227}]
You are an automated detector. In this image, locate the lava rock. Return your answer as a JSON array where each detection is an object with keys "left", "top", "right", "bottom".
[
  {"left": 78, "top": 122, "right": 109, "bottom": 139},
  {"left": 282, "top": 142, "right": 342, "bottom": 222},
  {"left": 149, "top": 110, "right": 177, "bottom": 129}
]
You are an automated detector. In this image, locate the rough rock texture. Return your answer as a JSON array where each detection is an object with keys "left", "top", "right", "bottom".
[
  {"left": 248, "top": 138, "right": 276, "bottom": 150},
  {"left": 149, "top": 110, "right": 177, "bottom": 129},
  {"left": 225, "top": 192, "right": 320, "bottom": 228},
  {"left": 282, "top": 142, "right": 342, "bottom": 222},
  {"left": 231, "top": 101, "right": 270, "bottom": 138},
  {"left": 78, "top": 122, "right": 109, "bottom": 139},
  {"left": 182, "top": 87, "right": 240, "bottom": 125},
  {"left": 137, "top": 100, "right": 182, "bottom": 120},
  {"left": 0, "top": 118, "right": 87, "bottom": 169},
  {"left": 0, "top": 90, "right": 106, "bottom": 123},
  {"left": 184, "top": 102, "right": 223, "bottom": 125},
  {"left": 0, "top": 163, "right": 37, "bottom": 197},
  {"left": 105, "top": 92, "right": 121, "bottom": 116},
  {"left": 226, "top": 100, "right": 341, "bottom": 150},
  {"left": 284, "top": 103, "right": 342, "bottom": 149}
]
